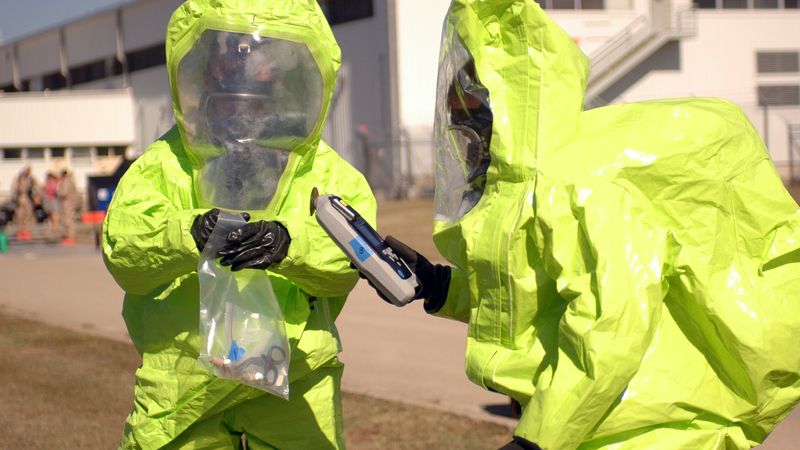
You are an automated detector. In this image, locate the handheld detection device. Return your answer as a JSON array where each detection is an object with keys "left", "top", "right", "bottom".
[{"left": 313, "top": 192, "right": 418, "bottom": 306}]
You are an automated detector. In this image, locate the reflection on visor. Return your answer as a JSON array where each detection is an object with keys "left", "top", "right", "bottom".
[
  {"left": 447, "top": 125, "right": 489, "bottom": 184},
  {"left": 177, "top": 30, "right": 323, "bottom": 150},
  {"left": 200, "top": 145, "right": 290, "bottom": 211},
  {"left": 206, "top": 93, "right": 308, "bottom": 147},
  {"left": 433, "top": 32, "right": 493, "bottom": 222}
]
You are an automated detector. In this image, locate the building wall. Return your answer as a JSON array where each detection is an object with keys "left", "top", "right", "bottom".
[
  {"left": 16, "top": 30, "right": 61, "bottom": 81},
  {"left": 0, "top": 46, "right": 14, "bottom": 86},
  {"left": 550, "top": 11, "right": 640, "bottom": 55},
  {"left": 64, "top": 12, "right": 119, "bottom": 68},
  {"left": 617, "top": 11, "right": 800, "bottom": 164},
  {"left": 0, "top": 0, "right": 180, "bottom": 201},
  {"left": 63, "top": 66, "right": 173, "bottom": 160},
  {"left": 122, "top": 0, "right": 184, "bottom": 51},
  {"left": 393, "top": 0, "right": 452, "bottom": 182},
  {"left": 326, "top": 2, "right": 394, "bottom": 192},
  {"left": 0, "top": 0, "right": 394, "bottom": 199}
]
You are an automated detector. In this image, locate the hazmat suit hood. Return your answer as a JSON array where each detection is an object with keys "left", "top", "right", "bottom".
[
  {"left": 433, "top": 0, "right": 587, "bottom": 266},
  {"left": 431, "top": 1, "right": 800, "bottom": 449},
  {"left": 166, "top": 0, "right": 341, "bottom": 211}
]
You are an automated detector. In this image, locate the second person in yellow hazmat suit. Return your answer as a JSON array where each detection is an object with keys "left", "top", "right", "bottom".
[
  {"left": 102, "top": 1, "right": 376, "bottom": 448},
  {"left": 365, "top": 1, "right": 800, "bottom": 449}
]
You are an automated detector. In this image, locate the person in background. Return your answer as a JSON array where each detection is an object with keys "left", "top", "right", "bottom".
[
  {"left": 42, "top": 172, "right": 61, "bottom": 240},
  {"left": 363, "top": 1, "right": 800, "bottom": 449},
  {"left": 0, "top": 220, "right": 8, "bottom": 254},
  {"left": 102, "top": 1, "right": 376, "bottom": 448},
  {"left": 57, "top": 169, "right": 79, "bottom": 246},
  {"left": 10, "top": 166, "right": 37, "bottom": 241}
]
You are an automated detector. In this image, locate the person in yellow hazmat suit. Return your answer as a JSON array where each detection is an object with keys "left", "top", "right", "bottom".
[
  {"left": 102, "top": 1, "right": 376, "bottom": 448},
  {"left": 363, "top": 1, "right": 800, "bottom": 449}
]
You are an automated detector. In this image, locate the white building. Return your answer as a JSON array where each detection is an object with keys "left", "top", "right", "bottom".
[
  {"left": 393, "top": 0, "right": 800, "bottom": 187},
  {"left": 1, "top": 0, "right": 799, "bottom": 205}
]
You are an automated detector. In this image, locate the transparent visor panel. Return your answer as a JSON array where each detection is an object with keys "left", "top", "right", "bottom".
[
  {"left": 177, "top": 30, "right": 324, "bottom": 210},
  {"left": 433, "top": 33, "right": 492, "bottom": 222}
]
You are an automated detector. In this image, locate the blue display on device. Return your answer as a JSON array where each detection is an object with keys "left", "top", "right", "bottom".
[{"left": 349, "top": 237, "right": 373, "bottom": 262}]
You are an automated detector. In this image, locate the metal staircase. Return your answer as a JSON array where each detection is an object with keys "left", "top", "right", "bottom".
[{"left": 585, "top": 3, "right": 697, "bottom": 109}]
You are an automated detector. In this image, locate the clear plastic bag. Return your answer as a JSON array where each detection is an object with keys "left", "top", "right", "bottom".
[{"left": 198, "top": 212, "right": 290, "bottom": 399}]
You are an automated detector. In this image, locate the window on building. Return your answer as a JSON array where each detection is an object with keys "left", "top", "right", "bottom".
[
  {"left": 758, "top": 85, "right": 800, "bottom": 106},
  {"left": 581, "top": 0, "right": 605, "bottom": 9},
  {"left": 722, "top": 0, "right": 747, "bottom": 7},
  {"left": 757, "top": 51, "right": 799, "bottom": 73},
  {"left": 694, "top": 0, "right": 717, "bottom": 8},
  {"left": 2, "top": 80, "right": 32, "bottom": 92},
  {"left": 318, "top": 0, "right": 373, "bottom": 25},
  {"left": 70, "top": 59, "right": 108, "bottom": 86},
  {"left": 697, "top": 0, "right": 796, "bottom": 6},
  {"left": 553, "top": 0, "right": 577, "bottom": 7},
  {"left": 71, "top": 147, "right": 92, "bottom": 160},
  {"left": 2, "top": 149, "right": 23, "bottom": 159},
  {"left": 112, "top": 59, "right": 125, "bottom": 77},
  {"left": 27, "top": 148, "right": 45, "bottom": 159},
  {"left": 127, "top": 43, "right": 166, "bottom": 73},
  {"left": 754, "top": 0, "right": 779, "bottom": 7},
  {"left": 50, "top": 147, "right": 66, "bottom": 158},
  {"left": 96, "top": 146, "right": 127, "bottom": 157},
  {"left": 42, "top": 72, "right": 68, "bottom": 90},
  {"left": 533, "top": 0, "right": 616, "bottom": 9}
]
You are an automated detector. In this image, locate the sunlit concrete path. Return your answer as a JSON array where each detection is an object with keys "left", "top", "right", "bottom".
[{"left": 0, "top": 242, "right": 514, "bottom": 426}]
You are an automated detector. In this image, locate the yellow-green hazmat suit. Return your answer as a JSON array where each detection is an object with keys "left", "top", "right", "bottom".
[
  {"left": 102, "top": 1, "right": 376, "bottom": 448},
  {"left": 430, "top": 1, "right": 800, "bottom": 449}
]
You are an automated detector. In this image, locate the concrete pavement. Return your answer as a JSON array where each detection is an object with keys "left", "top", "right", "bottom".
[
  {"left": 0, "top": 243, "right": 514, "bottom": 427},
  {"left": 0, "top": 243, "right": 797, "bottom": 446}
]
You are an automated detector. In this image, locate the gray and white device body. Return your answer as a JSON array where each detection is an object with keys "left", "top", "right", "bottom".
[{"left": 314, "top": 194, "right": 418, "bottom": 306}]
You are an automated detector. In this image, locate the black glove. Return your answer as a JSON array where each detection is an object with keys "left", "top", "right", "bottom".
[
  {"left": 191, "top": 209, "right": 251, "bottom": 252},
  {"left": 498, "top": 437, "right": 542, "bottom": 450},
  {"left": 218, "top": 221, "right": 291, "bottom": 271},
  {"left": 191, "top": 208, "right": 220, "bottom": 252},
  {"left": 357, "top": 236, "right": 451, "bottom": 310}
]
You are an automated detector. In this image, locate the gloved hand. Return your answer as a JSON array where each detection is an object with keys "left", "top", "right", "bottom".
[
  {"left": 498, "top": 437, "right": 542, "bottom": 450},
  {"left": 357, "top": 236, "right": 451, "bottom": 310},
  {"left": 191, "top": 209, "right": 251, "bottom": 252},
  {"left": 218, "top": 221, "right": 291, "bottom": 271}
]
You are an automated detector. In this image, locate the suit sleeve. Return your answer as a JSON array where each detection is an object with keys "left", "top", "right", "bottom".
[
  {"left": 102, "top": 143, "right": 205, "bottom": 296},
  {"left": 271, "top": 155, "right": 377, "bottom": 298},
  {"left": 425, "top": 266, "right": 471, "bottom": 323}
]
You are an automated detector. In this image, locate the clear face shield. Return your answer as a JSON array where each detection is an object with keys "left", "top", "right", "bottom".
[
  {"left": 177, "top": 30, "right": 324, "bottom": 210},
  {"left": 433, "top": 34, "right": 493, "bottom": 222}
]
